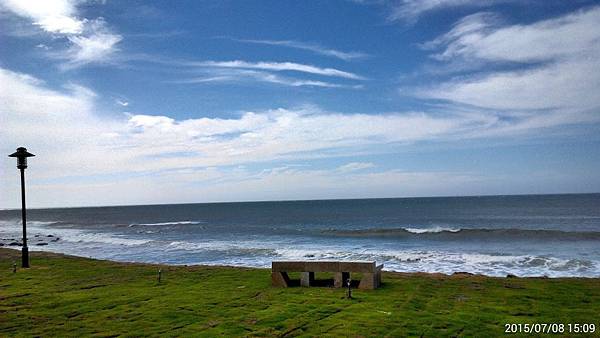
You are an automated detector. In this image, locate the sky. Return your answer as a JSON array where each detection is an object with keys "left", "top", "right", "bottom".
[{"left": 1, "top": 0, "right": 600, "bottom": 208}]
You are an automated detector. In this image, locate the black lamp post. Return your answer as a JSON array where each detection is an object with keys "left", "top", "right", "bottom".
[{"left": 9, "top": 147, "right": 35, "bottom": 268}]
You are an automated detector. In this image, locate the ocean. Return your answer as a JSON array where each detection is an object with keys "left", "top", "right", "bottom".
[{"left": 1, "top": 193, "right": 599, "bottom": 277}]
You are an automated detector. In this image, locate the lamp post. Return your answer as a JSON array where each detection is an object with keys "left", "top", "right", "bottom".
[{"left": 9, "top": 147, "right": 35, "bottom": 268}]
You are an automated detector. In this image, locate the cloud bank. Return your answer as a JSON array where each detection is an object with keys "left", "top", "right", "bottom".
[{"left": 2, "top": 61, "right": 596, "bottom": 207}]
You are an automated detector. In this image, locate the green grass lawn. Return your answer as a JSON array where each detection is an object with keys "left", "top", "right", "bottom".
[{"left": 1, "top": 248, "right": 600, "bottom": 337}]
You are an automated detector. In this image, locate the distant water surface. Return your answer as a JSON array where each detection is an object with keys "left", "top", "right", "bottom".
[{"left": 1, "top": 194, "right": 599, "bottom": 277}]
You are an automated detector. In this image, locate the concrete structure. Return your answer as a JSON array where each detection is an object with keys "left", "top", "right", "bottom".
[{"left": 272, "top": 260, "right": 383, "bottom": 289}]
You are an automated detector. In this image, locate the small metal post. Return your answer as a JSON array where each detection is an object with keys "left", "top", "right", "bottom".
[
  {"left": 13, "top": 262, "right": 17, "bottom": 273},
  {"left": 347, "top": 278, "right": 352, "bottom": 299},
  {"left": 158, "top": 268, "right": 162, "bottom": 283}
]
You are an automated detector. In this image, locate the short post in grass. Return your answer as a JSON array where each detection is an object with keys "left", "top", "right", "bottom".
[
  {"left": 13, "top": 262, "right": 17, "bottom": 273},
  {"left": 158, "top": 268, "right": 162, "bottom": 283},
  {"left": 347, "top": 278, "right": 352, "bottom": 299}
]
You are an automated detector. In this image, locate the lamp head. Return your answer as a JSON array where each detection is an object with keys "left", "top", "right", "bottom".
[{"left": 9, "top": 147, "right": 35, "bottom": 169}]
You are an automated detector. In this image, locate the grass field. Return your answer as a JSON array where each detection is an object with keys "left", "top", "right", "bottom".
[{"left": 1, "top": 248, "right": 599, "bottom": 337}]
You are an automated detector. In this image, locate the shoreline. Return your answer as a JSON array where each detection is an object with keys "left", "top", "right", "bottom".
[{"left": 2, "top": 247, "right": 598, "bottom": 280}]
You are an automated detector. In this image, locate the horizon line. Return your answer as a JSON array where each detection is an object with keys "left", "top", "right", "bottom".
[{"left": 1, "top": 191, "right": 598, "bottom": 211}]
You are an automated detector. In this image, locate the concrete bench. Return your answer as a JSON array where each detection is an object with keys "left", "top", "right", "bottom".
[{"left": 272, "top": 260, "right": 383, "bottom": 289}]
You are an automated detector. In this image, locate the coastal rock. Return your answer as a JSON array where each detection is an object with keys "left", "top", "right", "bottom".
[
  {"left": 47, "top": 235, "right": 54, "bottom": 238},
  {"left": 506, "top": 274, "right": 518, "bottom": 278},
  {"left": 453, "top": 271, "right": 474, "bottom": 276},
  {"left": 36, "top": 242, "right": 48, "bottom": 246},
  {"left": 9, "top": 242, "right": 22, "bottom": 246},
  {"left": 402, "top": 258, "right": 420, "bottom": 263}
]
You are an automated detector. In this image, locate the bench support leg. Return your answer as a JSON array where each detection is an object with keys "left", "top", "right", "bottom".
[
  {"left": 334, "top": 272, "right": 350, "bottom": 288},
  {"left": 358, "top": 273, "right": 377, "bottom": 290},
  {"left": 272, "top": 271, "right": 290, "bottom": 287},
  {"left": 300, "top": 272, "right": 314, "bottom": 287}
]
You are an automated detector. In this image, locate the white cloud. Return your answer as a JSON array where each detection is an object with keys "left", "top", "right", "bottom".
[
  {"left": 231, "top": 38, "right": 369, "bottom": 61},
  {"left": 417, "top": 60, "right": 600, "bottom": 111},
  {"left": 173, "top": 69, "right": 362, "bottom": 89},
  {"left": 122, "top": 54, "right": 364, "bottom": 88},
  {"left": 424, "top": 8, "right": 600, "bottom": 63},
  {"left": 337, "top": 162, "right": 375, "bottom": 173},
  {"left": 388, "top": 0, "right": 509, "bottom": 23},
  {"left": 0, "top": 67, "right": 130, "bottom": 190},
  {"left": 1, "top": 66, "right": 597, "bottom": 207},
  {"left": 0, "top": 0, "right": 122, "bottom": 68},
  {"left": 190, "top": 60, "right": 365, "bottom": 80},
  {"left": 0, "top": 0, "right": 84, "bottom": 34},
  {"left": 414, "top": 6, "right": 600, "bottom": 115},
  {"left": 0, "top": 67, "right": 457, "bottom": 180},
  {"left": 120, "top": 108, "right": 476, "bottom": 170},
  {"left": 116, "top": 99, "right": 129, "bottom": 107},
  {"left": 63, "top": 19, "right": 122, "bottom": 68}
]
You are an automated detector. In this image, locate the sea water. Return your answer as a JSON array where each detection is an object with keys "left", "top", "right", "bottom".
[{"left": 1, "top": 193, "right": 599, "bottom": 277}]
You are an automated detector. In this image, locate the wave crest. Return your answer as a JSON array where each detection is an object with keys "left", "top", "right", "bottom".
[
  {"left": 324, "top": 227, "right": 600, "bottom": 241},
  {"left": 128, "top": 221, "right": 204, "bottom": 227}
]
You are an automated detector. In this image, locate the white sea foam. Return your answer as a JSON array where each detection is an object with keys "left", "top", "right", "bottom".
[
  {"left": 128, "top": 221, "right": 204, "bottom": 227},
  {"left": 0, "top": 220, "right": 151, "bottom": 246},
  {"left": 403, "top": 226, "right": 461, "bottom": 234},
  {"left": 58, "top": 237, "right": 599, "bottom": 277},
  {"left": 65, "top": 231, "right": 152, "bottom": 246},
  {"left": 2, "top": 218, "right": 598, "bottom": 277},
  {"left": 0, "top": 220, "right": 59, "bottom": 228}
]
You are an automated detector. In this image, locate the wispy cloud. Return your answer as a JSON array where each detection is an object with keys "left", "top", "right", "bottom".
[
  {"left": 61, "top": 18, "right": 122, "bottom": 69},
  {"left": 337, "top": 162, "right": 375, "bottom": 173},
  {"left": 115, "top": 99, "right": 129, "bottom": 107},
  {"left": 117, "top": 53, "right": 365, "bottom": 89},
  {"left": 171, "top": 69, "right": 363, "bottom": 89},
  {"left": 187, "top": 60, "right": 366, "bottom": 80},
  {"left": 229, "top": 38, "right": 370, "bottom": 61},
  {"left": 148, "top": 57, "right": 367, "bottom": 89},
  {"left": 414, "top": 6, "right": 600, "bottom": 114},
  {"left": 388, "top": 0, "right": 512, "bottom": 24},
  {"left": 421, "top": 8, "right": 600, "bottom": 63}
]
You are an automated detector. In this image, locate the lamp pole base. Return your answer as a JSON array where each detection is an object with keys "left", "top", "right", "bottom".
[{"left": 22, "top": 246, "right": 29, "bottom": 268}]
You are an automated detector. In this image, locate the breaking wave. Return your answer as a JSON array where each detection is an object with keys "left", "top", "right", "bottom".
[
  {"left": 403, "top": 226, "right": 461, "bottom": 234},
  {"left": 324, "top": 227, "right": 600, "bottom": 241},
  {"left": 128, "top": 221, "right": 204, "bottom": 227}
]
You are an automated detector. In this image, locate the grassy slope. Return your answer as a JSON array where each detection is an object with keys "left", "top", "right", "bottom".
[{"left": 1, "top": 248, "right": 599, "bottom": 337}]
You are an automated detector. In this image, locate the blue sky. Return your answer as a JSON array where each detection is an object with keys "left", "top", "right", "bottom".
[{"left": 1, "top": 0, "right": 599, "bottom": 208}]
